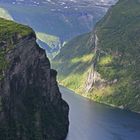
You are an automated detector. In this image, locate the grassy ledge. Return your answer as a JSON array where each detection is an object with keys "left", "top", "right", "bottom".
[
  {"left": 0, "top": 17, "right": 34, "bottom": 42},
  {"left": 0, "top": 18, "right": 35, "bottom": 80}
]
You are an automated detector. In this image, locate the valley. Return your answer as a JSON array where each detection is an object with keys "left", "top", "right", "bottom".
[
  {"left": 0, "top": 0, "right": 140, "bottom": 139},
  {"left": 53, "top": 0, "right": 140, "bottom": 113},
  {"left": 0, "top": 0, "right": 117, "bottom": 58}
]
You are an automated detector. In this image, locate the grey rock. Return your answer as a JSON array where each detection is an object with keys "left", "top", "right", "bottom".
[{"left": 0, "top": 31, "right": 69, "bottom": 140}]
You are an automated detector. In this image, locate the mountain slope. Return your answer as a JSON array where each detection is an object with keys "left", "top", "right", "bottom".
[
  {"left": 36, "top": 32, "right": 61, "bottom": 58},
  {"left": 53, "top": 33, "right": 94, "bottom": 93},
  {"left": 0, "top": 18, "right": 69, "bottom": 140},
  {"left": 53, "top": 0, "right": 140, "bottom": 112},
  {"left": 0, "top": 0, "right": 117, "bottom": 58}
]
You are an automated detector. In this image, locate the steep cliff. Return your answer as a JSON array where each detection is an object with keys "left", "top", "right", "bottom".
[
  {"left": 0, "top": 18, "right": 69, "bottom": 140},
  {"left": 53, "top": 0, "right": 140, "bottom": 112}
]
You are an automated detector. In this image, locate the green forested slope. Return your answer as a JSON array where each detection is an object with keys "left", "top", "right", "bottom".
[
  {"left": 92, "top": 0, "right": 140, "bottom": 112},
  {"left": 53, "top": 0, "right": 140, "bottom": 112},
  {"left": 53, "top": 33, "right": 94, "bottom": 93}
]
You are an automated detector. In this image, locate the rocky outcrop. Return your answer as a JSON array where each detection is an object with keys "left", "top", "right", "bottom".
[
  {"left": 0, "top": 18, "right": 69, "bottom": 140},
  {"left": 85, "top": 32, "right": 112, "bottom": 92}
]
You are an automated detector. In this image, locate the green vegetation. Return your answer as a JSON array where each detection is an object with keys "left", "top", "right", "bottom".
[
  {"left": 99, "top": 55, "right": 113, "bottom": 66},
  {"left": 53, "top": 33, "right": 94, "bottom": 93},
  {"left": 53, "top": 0, "right": 140, "bottom": 112},
  {"left": 92, "top": 0, "right": 140, "bottom": 112},
  {"left": 0, "top": 7, "right": 61, "bottom": 58},
  {"left": 36, "top": 32, "right": 60, "bottom": 48},
  {"left": 0, "top": 18, "right": 34, "bottom": 80},
  {"left": 36, "top": 32, "right": 61, "bottom": 58},
  {"left": 0, "top": 18, "right": 34, "bottom": 42}
]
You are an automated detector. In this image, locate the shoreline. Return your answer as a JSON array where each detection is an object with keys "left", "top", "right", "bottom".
[{"left": 59, "top": 85, "right": 140, "bottom": 115}]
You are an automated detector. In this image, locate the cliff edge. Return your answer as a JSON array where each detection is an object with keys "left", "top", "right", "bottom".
[{"left": 0, "top": 18, "right": 69, "bottom": 140}]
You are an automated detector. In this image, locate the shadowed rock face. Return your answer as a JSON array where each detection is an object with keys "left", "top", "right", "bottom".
[{"left": 0, "top": 19, "right": 69, "bottom": 140}]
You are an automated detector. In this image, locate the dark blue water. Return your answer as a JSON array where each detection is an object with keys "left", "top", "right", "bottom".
[{"left": 60, "top": 86, "right": 140, "bottom": 140}]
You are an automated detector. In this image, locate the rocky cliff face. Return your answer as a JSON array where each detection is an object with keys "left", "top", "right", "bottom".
[{"left": 0, "top": 18, "right": 69, "bottom": 140}]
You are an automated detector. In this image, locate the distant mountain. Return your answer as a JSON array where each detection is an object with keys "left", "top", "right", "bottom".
[
  {"left": 0, "top": 0, "right": 117, "bottom": 58},
  {"left": 0, "top": 0, "right": 117, "bottom": 7},
  {"left": 53, "top": 0, "right": 140, "bottom": 113}
]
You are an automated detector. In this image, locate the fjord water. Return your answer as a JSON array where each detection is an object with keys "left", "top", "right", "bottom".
[{"left": 60, "top": 86, "right": 140, "bottom": 140}]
